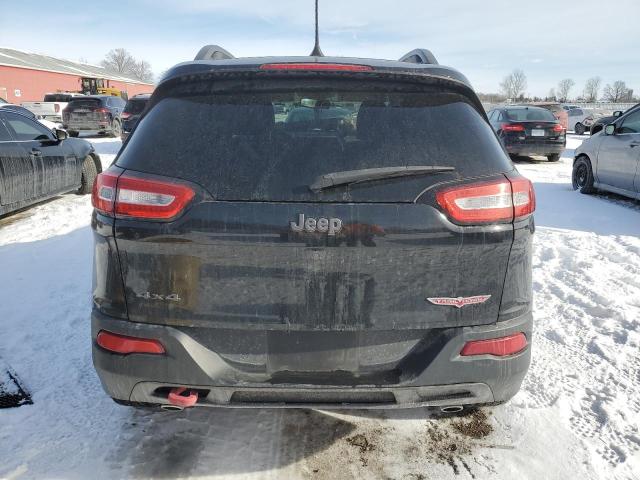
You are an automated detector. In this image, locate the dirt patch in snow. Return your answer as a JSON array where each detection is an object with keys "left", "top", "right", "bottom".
[{"left": 451, "top": 409, "right": 493, "bottom": 439}]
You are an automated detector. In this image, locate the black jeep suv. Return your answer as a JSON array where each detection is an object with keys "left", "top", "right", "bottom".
[{"left": 91, "top": 46, "right": 535, "bottom": 412}]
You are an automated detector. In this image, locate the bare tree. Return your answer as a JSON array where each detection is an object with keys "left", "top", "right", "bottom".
[
  {"left": 547, "top": 88, "right": 557, "bottom": 101},
  {"left": 603, "top": 81, "right": 631, "bottom": 102},
  {"left": 129, "top": 60, "right": 154, "bottom": 83},
  {"left": 557, "top": 79, "right": 575, "bottom": 102},
  {"left": 101, "top": 48, "right": 136, "bottom": 74},
  {"left": 500, "top": 69, "right": 527, "bottom": 100},
  {"left": 583, "top": 77, "right": 601, "bottom": 102}
]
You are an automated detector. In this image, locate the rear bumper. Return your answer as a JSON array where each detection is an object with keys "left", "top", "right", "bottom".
[
  {"left": 504, "top": 141, "right": 565, "bottom": 156},
  {"left": 64, "top": 121, "right": 110, "bottom": 131},
  {"left": 92, "top": 308, "right": 533, "bottom": 409}
]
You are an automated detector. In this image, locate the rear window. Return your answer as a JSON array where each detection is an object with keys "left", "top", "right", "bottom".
[
  {"left": 67, "top": 98, "right": 101, "bottom": 109},
  {"left": 44, "top": 94, "right": 74, "bottom": 102},
  {"left": 117, "top": 81, "right": 511, "bottom": 202},
  {"left": 505, "top": 108, "right": 556, "bottom": 122},
  {"left": 124, "top": 99, "right": 147, "bottom": 115}
]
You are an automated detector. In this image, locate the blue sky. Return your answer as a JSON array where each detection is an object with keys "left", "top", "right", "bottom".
[{"left": 1, "top": 0, "right": 638, "bottom": 97}]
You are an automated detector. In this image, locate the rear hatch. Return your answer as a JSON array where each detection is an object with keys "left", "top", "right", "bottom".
[
  {"left": 111, "top": 76, "right": 517, "bottom": 333},
  {"left": 64, "top": 98, "right": 107, "bottom": 126}
]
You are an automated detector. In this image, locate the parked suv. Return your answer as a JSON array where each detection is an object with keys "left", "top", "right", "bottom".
[
  {"left": 120, "top": 93, "right": 151, "bottom": 142},
  {"left": 91, "top": 47, "right": 535, "bottom": 412},
  {"left": 62, "top": 95, "right": 126, "bottom": 137}
]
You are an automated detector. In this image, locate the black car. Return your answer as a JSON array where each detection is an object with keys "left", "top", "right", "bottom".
[
  {"left": 0, "top": 110, "right": 101, "bottom": 216},
  {"left": 590, "top": 103, "right": 640, "bottom": 135},
  {"left": 487, "top": 106, "right": 566, "bottom": 162},
  {"left": 91, "top": 46, "right": 535, "bottom": 412},
  {"left": 120, "top": 93, "right": 151, "bottom": 142},
  {"left": 62, "top": 95, "right": 126, "bottom": 138}
]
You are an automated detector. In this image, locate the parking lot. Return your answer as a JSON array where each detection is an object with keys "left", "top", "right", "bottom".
[{"left": 0, "top": 133, "right": 638, "bottom": 480}]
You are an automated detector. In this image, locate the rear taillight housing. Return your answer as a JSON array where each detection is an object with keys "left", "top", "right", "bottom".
[
  {"left": 121, "top": 112, "right": 131, "bottom": 119},
  {"left": 501, "top": 123, "right": 525, "bottom": 132},
  {"left": 54, "top": 104, "right": 60, "bottom": 113},
  {"left": 436, "top": 176, "right": 535, "bottom": 225},
  {"left": 552, "top": 124, "right": 565, "bottom": 133},
  {"left": 460, "top": 333, "right": 527, "bottom": 357},
  {"left": 95, "top": 107, "right": 110, "bottom": 114},
  {"left": 92, "top": 171, "right": 195, "bottom": 220}
]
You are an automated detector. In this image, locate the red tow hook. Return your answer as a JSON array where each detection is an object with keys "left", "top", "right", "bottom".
[{"left": 168, "top": 387, "right": 199, "bottom": 408}]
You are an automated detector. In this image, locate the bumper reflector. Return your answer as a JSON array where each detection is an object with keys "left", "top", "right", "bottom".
[
  {"left": 96, "top": 330, "right": 165, "bottom": 355},
  {"left": 460, "top": 333, "right": 527, "bottom": 357}
]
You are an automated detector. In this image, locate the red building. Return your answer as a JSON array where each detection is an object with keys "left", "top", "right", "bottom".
[{"left": 0, "top": 47, "right": 154, "bottom": 103}]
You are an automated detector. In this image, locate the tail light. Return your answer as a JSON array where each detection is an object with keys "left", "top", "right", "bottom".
[
  {"left": 92, "top": 171, "right": 195, "bottom": 220},
  {"left": 121, "top": 112, "right": 131, "bottom": 119},
  {"left": 54, "top": 104, "right": 60, "bottom": 113},
  {"left": 552, "top": 124, "right": 565, "bottom": 132},
  {"left": 436, "top": 176, "right": 535, "bottom": 224},
  {"left": 501, "top": 123, "right": 525, "bottom": 132},
  {"left": 95, "top": 107, "right": 110, "bottom": 114},
  {"left": 97, "top": 330, "right": 165, "bottom": 355},
  {"left": 460, "top": 333, "right": 527, "bottom": 357},
  {"left": 260, "top": 63, "right": 373, "bottom": 72}
]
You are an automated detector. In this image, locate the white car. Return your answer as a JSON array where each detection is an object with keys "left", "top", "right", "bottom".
[{"left": 567, "top": 107, "right": 595, "bottom": 135}]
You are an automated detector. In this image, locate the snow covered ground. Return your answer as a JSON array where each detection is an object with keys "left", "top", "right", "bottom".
[{"left": 0, "top": 134, "right": 639, "bottom": 480}]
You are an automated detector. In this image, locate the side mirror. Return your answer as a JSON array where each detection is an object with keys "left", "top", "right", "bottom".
[
  {"left": 55, "top": 128, "right": 68, "bottom": 140},
  {"left": 604, "top": 124, "right": 616, "bottom": 135},
  {"left": 613, "top": 111, "right": 623, "bottom": 117}
]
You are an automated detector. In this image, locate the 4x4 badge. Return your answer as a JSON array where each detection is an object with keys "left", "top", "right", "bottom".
[{"left": 427, "top": 295, "right": 491, "bottom": 308}]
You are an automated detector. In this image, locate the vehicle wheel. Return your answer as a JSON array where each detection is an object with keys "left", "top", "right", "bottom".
[
  {"left": 68, "top": 130, "right": 79, "bottom": 137},
  {"left": 575, "top": 123, "right": 585, "bottom": 135},
  {"left": 77, "top": 155, "right": 98, "bottom": 195},
  {"left": 547, "top": 154, "right": 560, "bottom": 162},
  {"left": 109, "top": 120, "right": 121, "bottom": 138},
  {"left": 572, "top": 156, "right": 595, "bottom": 194}
]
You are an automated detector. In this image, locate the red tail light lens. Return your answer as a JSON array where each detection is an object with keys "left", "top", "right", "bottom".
[
  {"left": 97, "top": 330, "right": 165, "bottom": 355},
  {"left": 95, "top": 107, "right": 109, "bottom": 114},
  {"left": 92, "top": 171, "right": 195, "bottom": 220},
  {"left": 259, "top": 63, "right": 373, "bottom": 72},
  {"left": 92, "top": 171, "right": 119, "bottom": 215},
  {"left": 121, "top": 112, "right": 131, "bottom": 119},
  {"left": 552, "top": 124, "right": 565, "bottom": 132},
  {"left": 501, "top": 123, "right": 525, "bottom": 132},
  {"left": 436, "top": 177, "right": 535, "bottom": 225},
  {"left": 54, "top": 104, "right": 60, "bottom": 113},
  {"left": 510, "top": 177, "right": 536, "bottom": 219},
  {"left": 115, "top": 175, "right": 195, "bottom": 219},
  {"left": 460, "top": 333, "right": 527, "bottom": 357}
]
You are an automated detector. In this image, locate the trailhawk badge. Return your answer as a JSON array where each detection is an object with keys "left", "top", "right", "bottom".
[{"left": 427, "top": 295, "right": 491, "bottom": 308}]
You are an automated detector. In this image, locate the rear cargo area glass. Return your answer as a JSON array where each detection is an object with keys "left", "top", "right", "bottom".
[{"left": 117, "top": 85, "right": 510, "bottom": 202}]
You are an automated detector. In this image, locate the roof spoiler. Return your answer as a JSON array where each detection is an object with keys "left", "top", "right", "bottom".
[
  {"left": 194, "top": 45, "right": 235, "bottom": 61},
  {"left": 398, "top": 49, "right": 438, "bottom": 65}
]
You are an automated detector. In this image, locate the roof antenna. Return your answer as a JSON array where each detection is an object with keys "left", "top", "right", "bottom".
[{"left": 310, "top": 0, "right": 324, "bottom": 56}]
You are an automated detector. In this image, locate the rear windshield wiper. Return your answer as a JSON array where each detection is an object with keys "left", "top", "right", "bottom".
[{"left": 309, "top": 166, "right": 455, "bottom": 192}]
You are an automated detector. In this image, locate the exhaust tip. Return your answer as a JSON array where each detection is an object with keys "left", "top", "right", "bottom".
[
  {"left": 440, "top": 405, "right": 464, "bottom": 413},
  {"left": 161, "top": 404, "right": 184, "bottom": 412}
]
